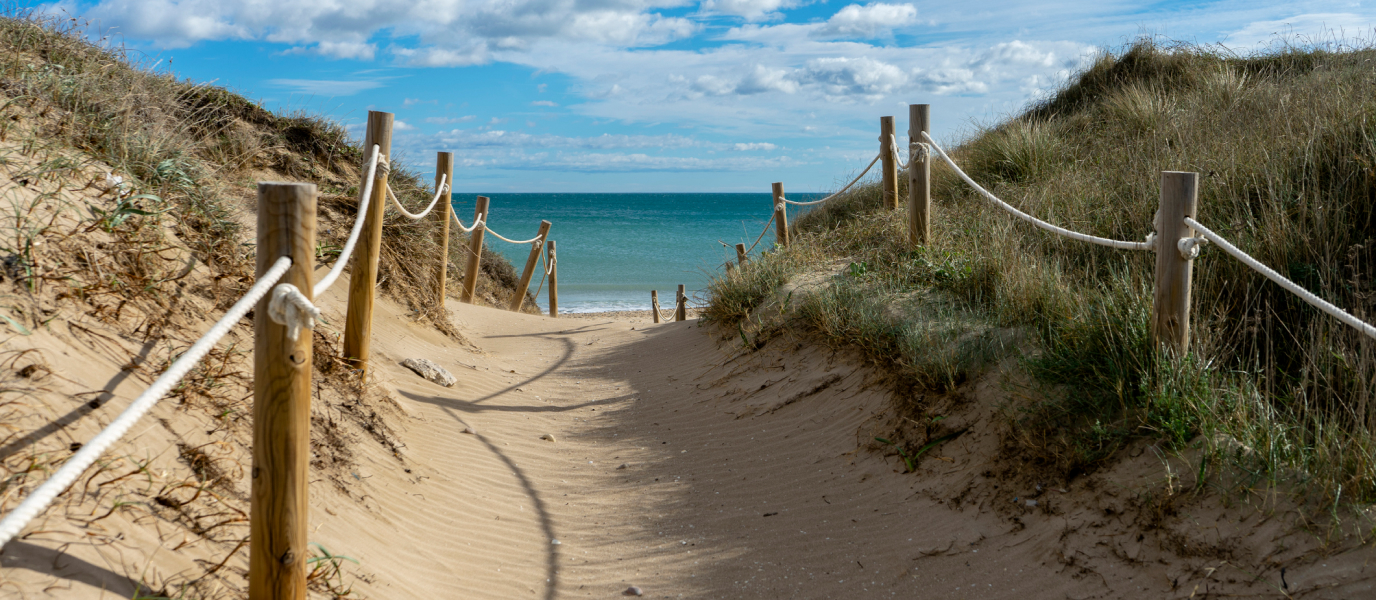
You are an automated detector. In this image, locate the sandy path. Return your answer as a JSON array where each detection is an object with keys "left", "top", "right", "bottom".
[{"left": 314, "top": 301, "right": 1115, "bottom": 600}]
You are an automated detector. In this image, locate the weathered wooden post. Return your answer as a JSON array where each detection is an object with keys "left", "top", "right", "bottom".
[
  {"left": 676, "top": 284, "right": 687, "bottom": 322},
  {"left": 343, "top": 111, "right": 391, "bottom": 373},
  {"left": 736, "top": 242, "right": 747, "bottom": 266},
  {"left": 651, "top": 290, "right": 661, "bottom": 324},
  {"left": 547, "top": 240, "right": 558, "bottom": 318},
  {"left": 1153, "top": 171, "right": 1200, "bottom": 355},
  {"left": 461, "top": 196, "right": 489, "bottom": 304},
  {"left": 510, "top": 220, "right": 553, "bottom": 312},
  {"left": 250, "top": 182, "right": 316, "bottom": 600},
  {"left": 880, "top": 116, "right": 898, "bottom": 210},
  {"left": 772, "top": 182, "right": 789, "bottom": 248},
  {"left": 433, "top": 152, "right": 454, "bottom": 308},
  {"left": 908, "top": 104, "right": 930, "bottom": 245}
]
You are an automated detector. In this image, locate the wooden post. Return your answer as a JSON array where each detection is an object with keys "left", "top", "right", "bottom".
[
  {"left": 509, "top": 220, "right": 553, "bottom": 312},
  {"left": 250, "top": 182, "right": 316, "bottom": 600},
  {"left": 651, "top": 290, "right": 661, "bottom": 324},
  {"left": 433, "top": 152, "right": 454, "bottom": 307},
  {"left": 735, "top": 242, "right": 747, "bottom": 265},
  {"left": 342, "top": 111, "right": 391, "bottom": 373},
  {"left": 676, "top": 284, "right": 687, "bottom": 322},
  {"left": 547, "top": 240, "right": 558, "bottom": 318},
  {"left": 1152, "top": 171, "right": 1200, "bottom": 355},
  {"left": 772, "top": 182, "right": 789, "bottom": 248},
  {"left": 880, "top": 116, "right": 898, "bottom": 210},
  {"left": 461, "top": 196, "right": 489, "bottom": 304},
  {"left": 908, "top": 104, "right": 931, "bottom": 245}
]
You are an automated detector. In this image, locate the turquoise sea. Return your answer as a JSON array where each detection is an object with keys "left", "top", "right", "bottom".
[{"left": 452, "top": 193, "right": 824, "bottom": 313}]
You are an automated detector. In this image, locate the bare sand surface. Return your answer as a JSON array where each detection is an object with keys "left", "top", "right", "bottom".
[{"left": 4, "top": 286, "right": 1375, "bottom": 598}]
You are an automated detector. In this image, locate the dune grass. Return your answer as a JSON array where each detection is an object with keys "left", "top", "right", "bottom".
[{"left": 707, "top": 39, "right": 1376, "bottom": 508}]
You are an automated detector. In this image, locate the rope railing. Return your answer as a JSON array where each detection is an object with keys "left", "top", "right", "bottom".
[
  {"left": 314, "top": 144, "right": 384, "bottom": 297},
  {"left": 0, "top": 256, "right": 293, "bottom": 549},
  {"left": 0, "top": 110, "right": 563, "bottom": 594},
  {"left": 452, "top": 210, "right": 483, "bottom": 233},
  {"left": 921, "top": 131, "right": 1155, "bottom": 251},
  {"left": 1184, "top": 217, "right": 1376, "bottom": 340},
  {"left": 387, "top": 174, "right": 449, "bottom": 220},
  {"left": 780, "top": 153, "right": 881, "bottom": 207}
]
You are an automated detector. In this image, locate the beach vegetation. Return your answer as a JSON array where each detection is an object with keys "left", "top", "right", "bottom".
[{"left": 707, "top": 38, "right": 1376, "bottom": 510}]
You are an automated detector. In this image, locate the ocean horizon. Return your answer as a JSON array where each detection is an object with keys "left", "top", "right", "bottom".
[{"left": 452, "top": 192, "right": 825, "bottom": 313}]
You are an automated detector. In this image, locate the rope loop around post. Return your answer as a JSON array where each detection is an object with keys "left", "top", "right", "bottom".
[{"left": 268, "top": 283, "right": 322, "bottom": 342}]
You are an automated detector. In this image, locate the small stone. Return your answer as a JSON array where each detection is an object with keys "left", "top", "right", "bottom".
[
  {"left": 617, "top": 463, "right": 629, "bottom": 470},
  {"left": 550, "top": 539, "right": 561, "bottom": 545},
  {"left": 400, "top": 358, "right": 457, "bottom": 387},
  {"left": 540, "top": 434, "right": 557, "bottom": 442},
  {"left": 1025, "top": 500, "right": 1038, "bottom": 507},
  {"left": 463, "top": 426, "right": 476, "bottom": 435},
  {"left": 622, "top": 586, "right": 643, "bottom": 596}
]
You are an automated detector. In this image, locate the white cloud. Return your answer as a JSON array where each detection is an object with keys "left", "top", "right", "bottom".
[
  {"left": 530, "top": 100, "right": 559, "bottom": 107},
  {"left": 814, "top": 3, "right": 918, "bottom": 39},
  {"left": 700, "top": 0, "right": 800, "bottom": 22},
  {"left": 797, "top": 56, "right": 908, "bottom": 99},
  {"left": 265, "top": 78, "right": 384, "bottom": 96},
  {"left": 395, "top": 120, "right": 416, "bottom": 131},
  {"left": 733, "top": 142, "right": 777, "bottom": 150},
  {"left": 72, "top": 0, "right": 700, "bottom": 61},
  {"left": 1224, "top": 13, "right": 1376, "bottom": 49}
]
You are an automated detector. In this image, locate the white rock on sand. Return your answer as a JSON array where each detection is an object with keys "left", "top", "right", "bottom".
[{"left": 400, "top": 357, "right": 458, "bottom": 387}]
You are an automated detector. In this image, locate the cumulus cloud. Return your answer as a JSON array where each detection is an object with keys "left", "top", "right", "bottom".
[
  {"left": 796, "top": 56, "right": 907, "bottom": 98},
  {"left": 814, "top": 3, "right": 918, "bottom": 39}
]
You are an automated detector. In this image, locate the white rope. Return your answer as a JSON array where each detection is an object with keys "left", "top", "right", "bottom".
[
  {"left": 483, "top": 225, "right": 544, "bottom": 246},
  {"left": 781, "top": 153, "right": 881, "bottom": 207},
  {"left": 268, "top": 283, "right": 320, "bottom": 342},
  {"left": 451, "top": 210, "right": 483, "bottom": 234},
  {"left": 922, "top": 131, "right": 1155, "bottom": 251},
  {"left": 1177, "top": 236, "right": 1209, "bottom": 260},
  {"left": 1184, "top": 217, "right": 1376, "bottom": 340},
  {"left": 0, "top": 256, "right": 293, "bottom": 549},
  {"left": 888, "top": 134, "right": 911, "bottom": 171},
  {"left": 314, "top": 145, "right": 385, "bottom": 297},
  {"left": 387, "top": 175, "right": 449, "bottom": 220},
  {"left": 744, "top": 211, "right": 776, "bottom": 254}
]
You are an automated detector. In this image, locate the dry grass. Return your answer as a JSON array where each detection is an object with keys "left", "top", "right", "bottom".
[{"left": 708, "top": 38, "right": 1376, "bottom": 511}]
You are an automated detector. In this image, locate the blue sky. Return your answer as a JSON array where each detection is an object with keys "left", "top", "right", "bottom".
[{"left": 33, "top": 1, "right": 1376, "bottom": 192}]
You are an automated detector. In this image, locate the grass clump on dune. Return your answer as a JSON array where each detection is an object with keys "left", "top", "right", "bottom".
[{"left": 707, "top": 38, "right": 1376, "bottom": 507}]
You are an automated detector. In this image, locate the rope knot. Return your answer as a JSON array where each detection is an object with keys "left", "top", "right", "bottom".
[
  {"left": 1178, "top": 236, "right": 1209, "bottom": 260},
  {"left": 374, "top": 153, "right": 391, "bottom": 178},
  {"left": 268, "top": 283, "right": 321, "bottom": 342},
  {"left": 910, "top": 141, "right": 930, "bottom": 162}
]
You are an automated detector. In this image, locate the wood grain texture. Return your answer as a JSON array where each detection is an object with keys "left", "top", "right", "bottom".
[
  {"left": 651, "top": 290, "right": 661, "bottom": 324},
  {"left": 343, "top": 111, "right": 392, "bottom": 372},
  {"left": 547, "top": 240, "right": 558, "bottom": 317},
  {"left": 880, "top": 116, "right": 898, "bottom": 210},
  {"left": 433, "top": 152, "right": 454, "bottom": 308},
  {"left": 676, "top": 284, "right": 687, "bottom": 322},
  {"left": 736, "top": 242, "right": 747, "bottom": 265},
  {"left": 462, "top": 196, "right": 490, "bottom": 303},
  {"left": 249, "top": 183, "right": 316, "bottom": 600},
  {"left": 1152, "top": 171, "right": 1200, "bottom": 355},
  {"left": 509, "top": 220, "right": 552, "bottom": 312},
  {"left": 908, "top": 104, "right": 931, "bottom": 245},
  {"left": 772, "top": 182, "right": 789, "bottom": 248}
]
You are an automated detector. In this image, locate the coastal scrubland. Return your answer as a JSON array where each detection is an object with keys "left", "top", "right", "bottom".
[{"left": 708, "top": 39, "right": 1376, "bottom": 514}]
